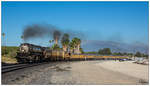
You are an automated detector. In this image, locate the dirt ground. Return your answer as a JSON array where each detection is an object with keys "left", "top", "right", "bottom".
[
  {"left": 96, "top": 60, "right": 149, "bottom": 81},
  {"left": 2, "top": 61, "right": 149, "bottom": 85}
]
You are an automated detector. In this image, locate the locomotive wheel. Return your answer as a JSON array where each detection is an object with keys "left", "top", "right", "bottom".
[
  {"left": 63, "top": 58, "right": 65, "bottom": 61},
  {"left": 52, "top": 58, "right": 55, "bottom": 62},
  {"left": 39, "top": 57, "right": 43, "bottom": 63},
  {"left": 17, "top": 58, "right": 23, "bottom": 64},
  {"left": 35, "top": 56, "right": 39, "bottom": 63},
  {"left": 22, "top": 59, "right": 27, "bottom": 63}
]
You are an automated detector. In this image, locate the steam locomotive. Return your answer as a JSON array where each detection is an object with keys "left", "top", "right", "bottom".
[{"left": 16, "top": 43, "right": 71, "bottom": 63}]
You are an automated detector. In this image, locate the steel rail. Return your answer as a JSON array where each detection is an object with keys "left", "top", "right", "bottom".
[{"left": 2, "top": 63, "right": 47, "bottom": 73}]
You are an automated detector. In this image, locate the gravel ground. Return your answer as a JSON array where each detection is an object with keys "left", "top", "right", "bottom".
[{"left": 2, "top": 61, "right": 148, "bottom": 85}]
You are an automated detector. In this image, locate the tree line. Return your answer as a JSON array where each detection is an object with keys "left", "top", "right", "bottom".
[{"left": 85, "top": 48, "right": 148, "bottom": 58}]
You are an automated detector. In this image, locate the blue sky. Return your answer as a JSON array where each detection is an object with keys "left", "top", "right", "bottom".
[{"left": 2, "top": 1, "right": 149, "bottom": 47}]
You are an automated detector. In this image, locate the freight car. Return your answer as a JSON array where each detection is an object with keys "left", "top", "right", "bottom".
[
  {"left": 44, "top": 49, "right": 70, "bottom": 61},
  {"left": 16, "top": 43, "right": 70, "bottom": 63}
]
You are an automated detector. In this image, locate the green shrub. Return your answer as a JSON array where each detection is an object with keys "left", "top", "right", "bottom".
[{"left": 2, "top": 46, "right": 19, "bottom": 58}]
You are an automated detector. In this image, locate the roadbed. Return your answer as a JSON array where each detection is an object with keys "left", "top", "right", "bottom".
[{"left": 2, "top": 61, "right": 149, "bottom": 85}]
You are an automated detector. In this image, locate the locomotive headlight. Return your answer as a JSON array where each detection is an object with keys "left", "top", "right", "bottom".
[
  {"left": 21, "top": 50, "right": 25, "bottom": 52},
  {"left": 20, "top": 45, "right": 29, "bottom": 52}
]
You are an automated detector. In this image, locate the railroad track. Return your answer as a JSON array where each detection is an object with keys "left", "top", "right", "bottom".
[
  {"left": 2, "top": 58, "right": 122, "bottom": 73},
  {"left": 2, "top": 63, "right": 46, "bottom": 73},
  {"left": 1, "top": 59, "right": 84, "bottom": 73}
]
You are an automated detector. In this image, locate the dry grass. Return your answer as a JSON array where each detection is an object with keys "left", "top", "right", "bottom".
[{"left": 2, "top": 56, "right": 18, "bottom": 64}]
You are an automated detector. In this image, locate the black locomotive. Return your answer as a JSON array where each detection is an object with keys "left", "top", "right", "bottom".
[{"left": 16, "top": 43, "right": 70, "bottom": 63}]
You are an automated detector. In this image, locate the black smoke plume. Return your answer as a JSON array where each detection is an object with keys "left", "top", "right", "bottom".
[
  {"left": 22, "top": 24, "right": 62, "bottom": 42},
  {"left": 61, "top": 33, "right": 69, "bottom": 43},
  {"left": 22, "top": 24, "right": 85, "bottom": 44},
  {"left": 53, "top": 30, "right": 61, "bottom": 44}
]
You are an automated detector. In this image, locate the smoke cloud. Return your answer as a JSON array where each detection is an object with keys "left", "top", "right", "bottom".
[
  {"left": 61, "top": 33, "right": 69, "bottom": 43},
  {"left": 22, "top": 24, "right": 62, "bottom": 41},
  {"left": 22, "top": 24, "right": 84, "bottom": 43},
  {"left": 53, "top": 30, "right": 61, "bottom": 44}
]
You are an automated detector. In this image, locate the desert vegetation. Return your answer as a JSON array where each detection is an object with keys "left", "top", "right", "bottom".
[{"left": 2, "top": 46, "right": 18, "bottom": 63}]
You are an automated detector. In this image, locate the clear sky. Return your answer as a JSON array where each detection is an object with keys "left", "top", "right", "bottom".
[{"left": 2, "top": 1, "right": 149, "bottom": 47}]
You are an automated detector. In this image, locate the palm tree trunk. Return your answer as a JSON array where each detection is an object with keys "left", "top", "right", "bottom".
[
  {"left": 77, "top": 44, "right": 80, "bottom": 54},
  {"left": 63, "top": 45, "right": 67, "bottom": 52}
]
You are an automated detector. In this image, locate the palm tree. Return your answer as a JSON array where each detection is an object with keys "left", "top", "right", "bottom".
[
  {"left": 71, "top": 37, "right": 81, "bottom": 54},
  {"left": 79, "top": 47, "right": 84, "bottom": 54},
  {"left": 2, "top": 33, "right": 5, "bottom": 38},
  {"left": 21, "top": 35, "right": 23, "bottom": 39},
  {"left": 61, "top": 33, "right": 70, "bottom": 52},
  {"left": 52, "top": 44, "right": 60, "bottom": 50},
  {"left": 2, "top": 33, "right": 6, "bottom": 55},
  {"left": 49, "top": 40, "right": 54, "bottom": 43},
  {"left": 76, "top": 38, "right": 81, "bottom": 53},
  {"left": 2, "top": 33, "right": 5, "bottom": 45},
  {"left": 21, "top": 35, "right": 24, "bottom": 43},
  {"left": 49, "top": 40, "right": 54, "bottom": 48},
  {"left": 69, "top": 41, "right": 75, "bottom": 53}
]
